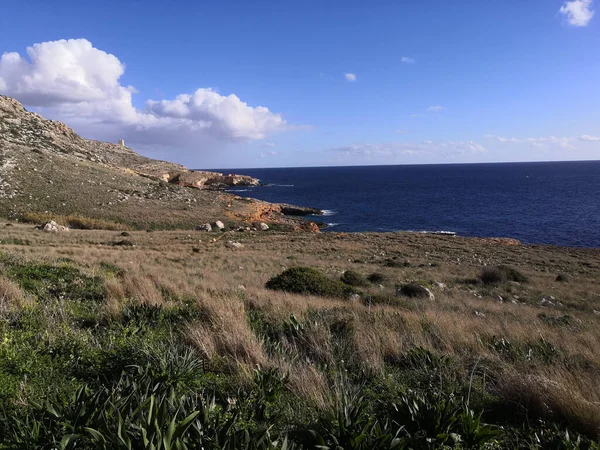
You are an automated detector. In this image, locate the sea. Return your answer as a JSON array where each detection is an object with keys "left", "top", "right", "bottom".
[{"left": 213, "top": 161, "right": 600, "bottom": 248}]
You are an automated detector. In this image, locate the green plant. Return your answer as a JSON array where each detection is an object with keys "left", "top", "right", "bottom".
[
  {"left": 340, "top": 270, "right": 368, "bottom": 287},
  {"left": 265, "top": 267, "right": 353, "bottom": 299}
]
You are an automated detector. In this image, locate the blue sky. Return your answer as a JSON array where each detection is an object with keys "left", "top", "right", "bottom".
[{"left": 1, "top": 0, "right": 599, "bottom": 168}]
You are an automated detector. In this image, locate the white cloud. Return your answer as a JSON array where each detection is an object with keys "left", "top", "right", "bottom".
[
  {"left": 427, "top": 105, "right": 444, "bottom": 112},
  {"left": 0, "top": 38, "right": 288, "bottom": 146},
  {"left": 401, "top": 56, "right": 415, "bottom": 64},
  {"left": 559, "top": 0, "right": 595, "bottom": 26},
  {"left": 344, "top": 73, "right": 357, "bottom": 82},
  {"left": 485, "top": 134, "right": 588, "bottom": 150},
  {"left": 580, "top": 134, "right": 600, "bottom": 141},
  {"left": 396, "top": 129, "right": 408, "bottom": 134},
  {"left": 330, "top": 140, "right": 486, "bottom": 159}
]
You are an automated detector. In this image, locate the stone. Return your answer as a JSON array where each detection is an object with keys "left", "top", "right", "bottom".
[
  {"left": 259, "top": 222, "right": 269, "bottom": 231},
  {"left": 349, "top": 293, "right": 361, "bottom": 302},
  {"left": 214, "top": 220, "right": 225, "bottom": 230},
  {"left": 226, "top": 241, "right": 244, "bottom": 249},
  {"left": 196, "top": 223, "right": 212, "bottom": 232},
  {"left": 434, "top": 281, "right": 447, "bottom": 290},
  {"left": 41, "top": 220, "right": 69, "bottom": 232},
  {"left": 473, "top": 310, "right": 486, "bottom": 317}
]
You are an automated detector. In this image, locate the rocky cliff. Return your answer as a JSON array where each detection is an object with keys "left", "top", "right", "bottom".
[{"left": 0, "top": 95, "right": 316, "bottom": 231}]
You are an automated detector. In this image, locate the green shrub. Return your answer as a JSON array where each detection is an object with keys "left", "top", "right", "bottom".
[
  {"left": 397, "top": 283, "right": 432, "bottom": 299},
  {"left": 480, "top": 265, "right": 528, "bottom": 285},
  {"left": 367, "top": 272, "right": 387, "bottom": 284},
  {"left": 340, "top": 270, "right": 368, "bottom": 287},
  {"left": 265, "top": 267, "right": 353, "bottom": 298}
]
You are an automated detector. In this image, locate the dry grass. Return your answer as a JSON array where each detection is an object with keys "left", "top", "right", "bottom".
[
  {"left": 1, "top": 223, "right": 599, "bottom": 436},
  {"left": 19, "top": 212, "right": 132, "bottom": 231},
  {"left": 0, "top": 276, "right": 25, "bottom": 312}
]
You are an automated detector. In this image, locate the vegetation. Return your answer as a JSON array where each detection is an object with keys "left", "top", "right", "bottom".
[
  {"left": 340, "top": 270, "right": 369, "bottom": 287},
  {"left": 266, "top": 267, "right": 354, "bottom": 298},
  {"left": 0, "top": 224, "right": 598, "bottom": 448},
  {"left": 19, "top": 212, "right": 132, "bottom": 231},
  {"left": 479, "top": 265, "right": 528, "bottom": 285}
]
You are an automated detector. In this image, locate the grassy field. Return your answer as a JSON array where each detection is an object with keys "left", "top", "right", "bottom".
[{"left": 0, "top": 223, "right": 599, "bottom": 448}]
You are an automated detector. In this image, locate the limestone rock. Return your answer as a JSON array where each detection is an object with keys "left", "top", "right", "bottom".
[
  {"left": 214, "top": 220, "right": 225, "bottom": 230},
  {"left": 259, "top": 222, "right": 269, "bottom": 231},
  {"left": 196, "top": 223, "right": 212, "bottom": 232},
  {"left": 41, "top": 221, "right": 69, "bottom": 232},
  {"left": 226, "top": 241, "right": 244, "bottom": 249}
]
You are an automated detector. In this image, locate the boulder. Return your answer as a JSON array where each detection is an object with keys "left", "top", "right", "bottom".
[
  {"left": 42, "top": 221, "right": 69, "bottom": 232},
  {"left": 214, "top": 220, "right": 225, "bottom": 230},
  {"left": 196, "top": 223, "right": 212, "bottom": 232},
  {"left": 259, "top": 222, "right": 269, "bottom": 231}
]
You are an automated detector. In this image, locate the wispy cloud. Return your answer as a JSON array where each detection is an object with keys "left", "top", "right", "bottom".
[
  {"left": 345, "top": 73, "right": 357, "bottom": 82},
  {"left": 559, "top": 0, "right": 595, "bottom": 26},
  {"left": 330, "top": 140, "right": 486, "bottom": 160},
  {"left": 396, "top": 129, "right": 408, "bottom": 134},
  {"left": 260, "top": 150, "right": 277, "bottom": 158},
  {"left": 401, "top": 56, "right": 415, "bottom": 64},
  {"left": 484, "top": 134, "right": 593, "bottom": 150},
  {"left": 427, "top": 105, "right": 444, "bottom": 112},
  {"left": 580, "top": 134, "right": 600, "bottom": 141}
]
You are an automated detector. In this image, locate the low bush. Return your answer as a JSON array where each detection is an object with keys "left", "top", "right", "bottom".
[
  {"left": 340, "top": 270, "right": 368, "bottom": 287},
  {"left": 556, "top": 273, "right": 570, "bottom": 282},
  {"left": 397, "top": 283, "right": 433, "bottom": 299},
  {"left": 480, "top": 265, "right": 528, "bottom": 284},
  {"left": 367, "top": 272, "right": 387, "bottom": 284},
  {"left": 266, "top": 267, "right": 353, "bottom": 298}
]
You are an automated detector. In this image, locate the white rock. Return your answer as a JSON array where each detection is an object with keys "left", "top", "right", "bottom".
[
  {"left": 349, "top": 293, "right": 361, "bottom": 302},
  {"left": 226, "top": 241, "right": 244, "bottom": 249},
  {"left": 196, "top": 223, "right": 212, "bottom": 232},
  {"left": 259, "top": 222, "right": 269, "bottom": 231},
  {"left": 214, "top": 220, "right": 225, "bottom": 230}
]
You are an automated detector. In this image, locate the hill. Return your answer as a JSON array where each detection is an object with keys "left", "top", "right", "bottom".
[{"left": 0, "top": 95, "right": 317, "bottom": 230}]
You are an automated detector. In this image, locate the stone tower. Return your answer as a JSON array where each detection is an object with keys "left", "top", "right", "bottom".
[{"left": 118, "top": 139, "right": 125, "bottom": 147}]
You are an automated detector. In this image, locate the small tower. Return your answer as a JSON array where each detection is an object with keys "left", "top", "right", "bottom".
[{"left": 118, "top": 139, "right": 125, "bottom": 147}]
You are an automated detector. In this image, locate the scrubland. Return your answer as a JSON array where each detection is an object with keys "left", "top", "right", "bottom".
[{"left": 0, "top": 223, "right": 599, "bottom": 449}]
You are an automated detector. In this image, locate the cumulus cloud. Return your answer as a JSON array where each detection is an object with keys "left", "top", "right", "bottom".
[
  {"left": 401, "top": 56, "right": 415, "bottom": 64},
  {"left": 559, "top": 0, "right": 595, "bottom": 26},
  {"left": 427, "top": 105, "right": 444, "bottom": 112},
  {"left": 0, "top": 38, "right": 288, "bottom": 146},
  {"left": 344, "top": 73, "right": 357, "bottom": 82}
]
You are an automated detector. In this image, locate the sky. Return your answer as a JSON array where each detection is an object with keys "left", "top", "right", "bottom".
[{"left": 0, "top": 0, "right": 599, "bottom": 169}]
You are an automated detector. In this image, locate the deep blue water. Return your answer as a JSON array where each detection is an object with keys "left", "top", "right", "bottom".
[{"left": 213, "top": 162, "right": 600, "bottom": 248}]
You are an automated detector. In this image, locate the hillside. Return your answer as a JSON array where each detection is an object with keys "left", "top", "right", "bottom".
[
  {"left": 0, "top": 224, "right": 598, "bottom": 447},
  {"left": 0, "top": 95, "right": 317, "bottom": 230}
]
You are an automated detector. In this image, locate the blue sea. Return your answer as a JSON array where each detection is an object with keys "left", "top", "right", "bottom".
[{"left": 216, "top": 161, "right": 600, "bottom": 248}]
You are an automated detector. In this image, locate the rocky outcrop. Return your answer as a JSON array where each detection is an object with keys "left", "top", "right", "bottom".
[
  {"left": 40, "top": 221, "right": 69, "bottom": 232},
  {"left": 280, "top": 205, "right": 323, "bottom": 216}
]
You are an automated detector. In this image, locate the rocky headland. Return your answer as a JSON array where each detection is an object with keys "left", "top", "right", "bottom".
[{"left": 0, "top": 95, "right": 320, "bottom": 230}]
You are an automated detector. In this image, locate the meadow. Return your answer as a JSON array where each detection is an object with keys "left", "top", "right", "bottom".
[{"left": 0, "top": 223, "right": 599, "bottom": 449}]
